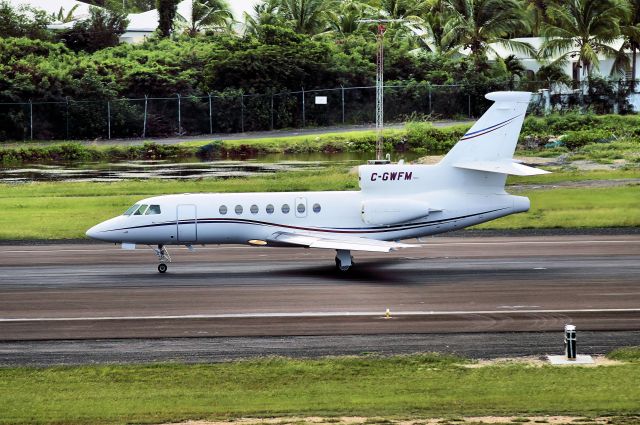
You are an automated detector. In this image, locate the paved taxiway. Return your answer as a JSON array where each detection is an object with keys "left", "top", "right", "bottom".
[{"left": 0, "top": 235, "right": 638, "bottom": 343}]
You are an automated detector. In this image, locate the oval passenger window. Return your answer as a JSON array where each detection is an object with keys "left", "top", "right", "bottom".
[{"left": 281, "top": 204, "right": 290, "bottom": 214}]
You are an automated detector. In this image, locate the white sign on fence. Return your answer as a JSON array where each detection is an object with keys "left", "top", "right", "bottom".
[{"left": 315, "top": 96, "right": 328, "bottom": 105}]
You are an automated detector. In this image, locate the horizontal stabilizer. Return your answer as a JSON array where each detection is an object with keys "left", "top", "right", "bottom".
[
  {"left": 454, "top": 161, "right": 550, "bottom": 176},
  {"left": 267, "top": 231, "right": 417, "bottom": 253}
]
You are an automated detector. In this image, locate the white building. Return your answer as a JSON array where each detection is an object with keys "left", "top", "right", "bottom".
[
  {"left": 8, "top": 0, "right": 247, "bottom": 43},
  {"left": 486, "top": 37, "right": 640, "bottom": 83}
]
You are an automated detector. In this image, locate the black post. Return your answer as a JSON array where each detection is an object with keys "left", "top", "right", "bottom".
[{"left": 270, "top": 93, "right": 274, "bottom": 130}]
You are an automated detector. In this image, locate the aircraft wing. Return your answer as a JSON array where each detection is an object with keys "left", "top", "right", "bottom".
[{"left": 266, "top": 231, "right": 417, "bottom": 253}]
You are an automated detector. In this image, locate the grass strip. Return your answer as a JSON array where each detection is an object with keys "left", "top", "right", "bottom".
[
  {"left": 0, "top": 171, "right": 638, "bottom": 239},
  {"left": 0, "top": 354, "right": 639, "bottom": 425}
]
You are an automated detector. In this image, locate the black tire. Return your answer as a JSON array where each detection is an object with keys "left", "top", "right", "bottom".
[
  {"left": 158, "top": 263, "right": 168, "bottom": 273},
  {"left": 335, "top": 257, "right": 350, "bottom": 272}
]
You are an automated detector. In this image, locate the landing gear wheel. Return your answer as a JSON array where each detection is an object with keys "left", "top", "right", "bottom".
[
  {"left": 158, "top": 263, "right": 168, "bottom": 273},
  {"left": 334, "top": 249, "right": 353, "bottom": 272},
  {"left": 335, "top": 257, "right": 351, "bottom": 272}
]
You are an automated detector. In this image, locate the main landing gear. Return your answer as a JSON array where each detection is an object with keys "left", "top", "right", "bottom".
[
  {"left": 153, "top": 244, "right": 171, "bottom": 273},
  {"left": 335, "top": 249, "right": 354, "bottom": 272}
]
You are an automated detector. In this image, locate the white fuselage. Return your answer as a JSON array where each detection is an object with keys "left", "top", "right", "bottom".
[{"left": 86, "top": 163, "right": 530, "bottom": 245}]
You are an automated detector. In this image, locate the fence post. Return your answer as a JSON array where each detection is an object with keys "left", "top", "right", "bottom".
[
  {"left": 177, "top": 93, "right": 182, "bottom": 135},
  {"left": 468, "top": 94, "right": 471, "bottom": 118},
  {"left": 65, "top": 97, "right": 69, "bottom": 139},
  {"left": 240, "top": 93, "right": 245, "bottom": 133},
  {"left": 208, "top": 93, "right": 213, "bottom": 135},
  {"left": 142, "top": 94, "right": 148, "bottom": 138},
  {"left": 341, "top": 85, "right": 345, "bottom": 124},
  {"left": 107, "top": 100, "right": 111, "bottom": 140},
  {"left": 29, "top": 100, "right": 33, "bottom": 141},
  {"left": 270, "top": 93, "right": 274, "bottom": 130},
  {"left": 301, "top": 87, "right": 305, "bottom": 127},
  {"left": 428, "top": 87, "right": 432, "bottom": 115}
]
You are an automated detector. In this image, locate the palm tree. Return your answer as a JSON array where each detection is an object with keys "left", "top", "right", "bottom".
[
  {"left": 378, "top": 0, "right": 432, "bottom": 20},
  {"left": 243, "top": 0, "right": 283, "bottom": 37},
  {"left": 524, "top": 0, "right": 550, "bottom": 36},
  {"left": 504, "top": 54, "right": 526, "bottom": 89},
  {"left": 540, "top": 0, "right": 630, "bottom": 79},
  {"left": 277, "top": 0, "right": 334, "bottom": 35},
  {"left": 55, "top": 4, "right": 80, "bottom": 23},
  {"left": 420, "top": 0, "right": 457, "bottom": 54},
  {"left": 614, "top": 0, "right": 640, "bottom": 89},
  {"left": 326, "top": 0, "right": 369, "bottom": 37},
  {"left": 180, "top": 0, "right": 233, "bottom": 36},
  {"left": 441, "top": 0, "right": 535, "bottom": 68}
]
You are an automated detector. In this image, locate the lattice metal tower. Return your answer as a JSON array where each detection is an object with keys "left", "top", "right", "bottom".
[{"left": 358, "top": 19, "right": 404, "bottom": 160}]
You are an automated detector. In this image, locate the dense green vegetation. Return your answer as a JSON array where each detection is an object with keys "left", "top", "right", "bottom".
[
  {"left": 1, "top": 353, "right": 639, "bottom": 425},
  {"left": 2, "top": 0, "right": 640, "bottom": 139},
  {"left": 0, "top": 170, "right": 638, "bottom": 239},
  {"left": 2, "top": 113, "right": 640, "bottom": 164}
]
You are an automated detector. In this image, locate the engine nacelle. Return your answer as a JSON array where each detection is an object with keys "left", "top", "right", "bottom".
[{"left": 361, "top": 198, "right": 430, "bottom": 226}]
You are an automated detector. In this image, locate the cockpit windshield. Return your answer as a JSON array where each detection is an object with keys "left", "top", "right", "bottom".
[
  {"left": 123, "top": 204, "right": 140, "bottom": 216},
  {"left": 123, "top": 204, "right": 162, "bottom": 216}
]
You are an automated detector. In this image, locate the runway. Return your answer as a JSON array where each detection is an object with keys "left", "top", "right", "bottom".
[{"left": 1, "top": 234, "right": 639, "bottom": 343}]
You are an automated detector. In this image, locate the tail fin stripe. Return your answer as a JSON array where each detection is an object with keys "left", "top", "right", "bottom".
[{"left": 460, "top": 114, "right": 521, "bottom": 140}]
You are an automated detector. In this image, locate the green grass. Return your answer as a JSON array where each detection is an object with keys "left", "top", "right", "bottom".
[
  {"left": 507, "top": 169, "right": 640, "bottom": 185},
  {"left": 1, "top": 354, "right": 640, "bottom": 425},
  {"left": 474, "top": 185, "right": 640, "bottom": 230},
  {"left": 607, "top": 347, "right": 640, "bottom": 362},
  {"left": 0, "top": 170, "right": 638, "bottom": 239}
]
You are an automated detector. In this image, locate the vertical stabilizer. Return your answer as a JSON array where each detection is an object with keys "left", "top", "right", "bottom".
[{"left": 440, "top": 92, "right": 531, "bottom": 166}]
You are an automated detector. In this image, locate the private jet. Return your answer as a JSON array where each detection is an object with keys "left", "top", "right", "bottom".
[{"left": 86, "top": 91, "right": 548, "bottom": 273}]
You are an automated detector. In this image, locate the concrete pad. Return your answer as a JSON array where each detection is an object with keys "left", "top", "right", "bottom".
[{"left": 547, "top": 355, "right": 594, "bottom": 365}]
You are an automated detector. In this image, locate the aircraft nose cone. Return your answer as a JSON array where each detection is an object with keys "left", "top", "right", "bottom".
[{"left": 85, "top": 225, "right": 100, "bottom": 240}]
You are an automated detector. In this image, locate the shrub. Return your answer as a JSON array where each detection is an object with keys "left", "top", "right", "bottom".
[{"left": 561, "top": 130, "right": 615, "bottom": 150}]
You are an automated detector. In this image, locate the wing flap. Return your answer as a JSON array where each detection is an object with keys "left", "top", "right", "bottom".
[{"left": 267, "top": 231, "right": 416, "bottom": 253}]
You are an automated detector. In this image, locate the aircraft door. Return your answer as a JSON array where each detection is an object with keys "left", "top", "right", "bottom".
[
  {"left": 177, "top": 204, "right": 197, "bottom": 242},
  {"left": 295, "top": 197, "right": 307, "bottom": 218}
]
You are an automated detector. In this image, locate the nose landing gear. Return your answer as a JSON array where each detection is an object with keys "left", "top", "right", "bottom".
[
  {"left": 335, "top": 249, "right": 354, "bottom": 272},
  {"left": 153, "top": 244, "right": 171, "bottom": 273}
]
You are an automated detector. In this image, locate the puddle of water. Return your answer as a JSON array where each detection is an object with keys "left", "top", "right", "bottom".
[{"left": 0, "top": 152, "right": 422, "bottom": 183}]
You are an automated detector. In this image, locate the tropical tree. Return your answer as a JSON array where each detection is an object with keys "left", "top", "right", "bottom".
[
  {"left": 420, "top": 0, "right": 456, "bottom": 54},
  {"left": 378, "top": 0, "right": 432, "bottom": 19},
  {"left": 179, "top": 0, "right": 233, "bottom": 36},
  {"left": 441, "top": 0, "right": 535, "bottom": 68},
  {"left": 277, "top": 0, "right": 334, "bottom": 35},
  {"left": 326, "top": 0, "right": 369, "bottom": 37},
  {"left": 55, "top": 5, "right": 80, "bottom": 23},
  {"left": 59, "top": 6, "right": 129, "bottom": 52},
  {"left": 540, "top": 0, "right": 630, "bottom": 78},
  {"left": 503, "top": 53, "right": 526, "bottom": 88},
  {"left": 243, "top": 0, "right": 283, "bottom": 37},
  {"left": 157, "top": 0, "right": 179, "bottom": 37},
  {"left": 615, "top": 0, "right": 640, "bottom": 88},
  {"left": 524, "top": 0, "right": 550, "bottom": 36},
  {"left": 0, "top": 0, "right": 52, "bottom": 39}
]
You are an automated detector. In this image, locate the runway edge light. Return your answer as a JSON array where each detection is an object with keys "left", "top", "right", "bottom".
[{"left": 547, "top": 324, "right": 594, "bottom": 365}]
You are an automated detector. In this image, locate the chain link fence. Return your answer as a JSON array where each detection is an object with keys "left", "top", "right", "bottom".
[{"left": 1, "top": 80, "right": 637, "bottom": 141}]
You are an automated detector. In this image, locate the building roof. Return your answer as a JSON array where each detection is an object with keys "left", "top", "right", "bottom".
[{"left": 9, "top": 0, "right": 92, "bottom": 21}]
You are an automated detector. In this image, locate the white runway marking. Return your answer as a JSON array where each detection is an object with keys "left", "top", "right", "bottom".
[{"left": 2, "top": 308, "right": 639, "bottom": 322}]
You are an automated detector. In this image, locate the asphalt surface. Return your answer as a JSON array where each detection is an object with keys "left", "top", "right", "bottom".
[
  {"left": 2, "top": 332, "right": 639, "bottom": 366},
  {"left": 1, "top": 234, "right": 639, "bottom": 364}
]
